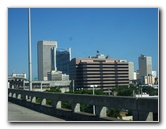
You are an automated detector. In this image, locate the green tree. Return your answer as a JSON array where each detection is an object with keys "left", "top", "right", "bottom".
[
  {"left": 142, "top": 86, "right": 158, "bottom": 96},
  {"left": 66, "top": 89, "right": 106, "bottom": 95},
  {"left": 107, "top": 108, "right": 122, "bottom": 119},
  {"left": 45, "top": 88, "right": 61, "bottom": 93},
  {"left": 113, "top": 86, "right": 134, "bottom": 96},
  {"left": 117, "top": 88, "right": 133, "bottom": 96},
  {"left": 80, "top": 104, "right": 93, "bottom": 113},
  {"left": 62, "top": 102, "right": 72, "bottom": 109}
]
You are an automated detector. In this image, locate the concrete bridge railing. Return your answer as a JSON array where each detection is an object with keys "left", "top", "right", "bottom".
[{"left": 8, "top": 88, "right": 158, "bottom": 121}]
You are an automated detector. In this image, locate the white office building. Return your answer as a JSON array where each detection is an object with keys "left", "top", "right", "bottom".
[
  {"left": 138, "top": 54, "right": 152, "bottom": 79},
  {"left": 11, "top": 73, "right": 26, "bottom": 79},
  {"left": 152, "top": 71, "right": 157, "bottom": 78},
  {"left": 133, "top": 71, "right": 137, "bottom": 80},
  {"left": 37, "top": 40, "right": 57, "bottom": 81},
  {"left": 128, "top": 62, "right": 134, "bottom": 80}
]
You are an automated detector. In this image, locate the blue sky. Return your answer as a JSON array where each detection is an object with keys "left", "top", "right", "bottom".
[{"left": 8, "top": 8, "right": 158, "bottom": 79}]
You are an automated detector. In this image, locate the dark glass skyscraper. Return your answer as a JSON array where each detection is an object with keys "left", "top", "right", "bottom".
[{"left": 56, "top": 48, "right": 71, "bottom": 75}]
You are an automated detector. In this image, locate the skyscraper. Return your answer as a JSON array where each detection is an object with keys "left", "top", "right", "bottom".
[
  {"left": 56, "top": 48, "right": 71, "bottom": 75},
  {"left": 138, "top": 54, "right": 152, "bottom": 79},
  {"left": 37, "top": 40, "right": 57, "bottom": 80}
]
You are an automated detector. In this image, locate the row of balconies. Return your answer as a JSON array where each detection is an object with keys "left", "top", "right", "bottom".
[
  {"left": 80, "top": 68, "right": 128, "bottom": 71},
  {"left": 79, "top": 78, "right": 129, "bottom": 81},
  {"left": 76, "top": 77, "right": 129, "bottom": 80},
  {"left": 76, "top": 81, "right": 129, "bottom": 83},
  {"left": 82, "top": 74, "right": 128, "bottom": 77},
  {"left": 76, "top": 83, "right": 129, "bottom": 87},
  {"left": 79, "top": 65, "right": 129, "bottom": 68},
  {"left": 80, "top": 71, "right": 128, "bottom": 74},
  {"left": 75, "top": 81, "right": 129, "bottom": 86},
  {"left": 79, "top": 62, "right": 128, "bottom": 64}
]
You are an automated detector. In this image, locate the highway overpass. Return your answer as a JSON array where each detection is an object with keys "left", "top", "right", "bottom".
[{"left": 8, "top": 88, "right": 158, "bottom": 121}]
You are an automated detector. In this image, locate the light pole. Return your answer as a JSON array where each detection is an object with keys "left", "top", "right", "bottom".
[
  {"left": 90, "top": 85, "right": 97, "bottom": 115},
  {"left": 28, "top": 8, "right": 32, "bottom": 91}
]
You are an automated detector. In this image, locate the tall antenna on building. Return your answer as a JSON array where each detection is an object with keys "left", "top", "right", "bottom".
[{"left": 28, "top": 8, "right": 32, "bottom": 90}]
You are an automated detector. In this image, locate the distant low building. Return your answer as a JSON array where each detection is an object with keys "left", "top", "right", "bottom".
[
  {"left": 62, "top": 74, "right": 69, "bottom": 80},
  {"left": 135, "top": 93, "right": 150, "bottom": 98},
  {"left": 152, "top": 71, "right": 157, "bottom": 78},
  {"left": 47, "top": 70, "right": 69, "bottom": 81},
  {"left": 8, "top": 73, "right": 27, "bottom": 89},
  {"left": 154, "top": 77, "right": 158, "bottom": 84},
  {"left": 11, "top": 73, "right": 26, "bottom": 79},
  {"left": 141, "top": 75, "right": 155, "bottom": 85},
  {"left": 133, "top": 71, "right": 137, "bottom": 80}
]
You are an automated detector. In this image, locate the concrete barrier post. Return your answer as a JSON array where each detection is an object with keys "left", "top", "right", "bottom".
[
  {"left": 96, "top": 106, "right": 107, "bottom": 117},
  {"left": 8, "top": 92, "right": 12, "bottom": 97},
  {"left": 145, "top": 112, "right": 153, "bottom": 121},
  {"left": 41, "top": 98, "right": 46, "bottom": 105},
  {"left": 56, "top": 101, "right": 61, "bottom": 109},
  {"left": 52, "top": 100, "right": 62, "bottom": 109},
  {"left": 13, "top": 93, "right": 16, "bottom": 98},
  {"left": 138, "top": 111, "right": 153, "bottom": 121},
  {"left": 72, "top": 103, "right": 80, "bottom": 113},
  {"left": 17, "top": 94, "right": 21, "bottom": 99},
  {"left": 31, "top": 96, "right": 36, "bottom": 103}
]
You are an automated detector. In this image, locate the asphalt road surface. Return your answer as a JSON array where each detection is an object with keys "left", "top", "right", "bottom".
[{"left": 8, "top": 102, "right": 65, "bottom": 122}]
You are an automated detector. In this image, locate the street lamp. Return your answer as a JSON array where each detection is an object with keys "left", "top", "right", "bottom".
[
  {"left": 28, "top": 8, "right": 32, "bottom": 91},
  {"left": 90, "top": 85, "right": 97, "bottom": 115}
]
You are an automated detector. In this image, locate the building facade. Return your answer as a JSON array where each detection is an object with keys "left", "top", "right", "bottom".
[
  {"left": 128, "top": 62, "right": 134, "bottom": 80},
  {"left": 37, "top": 40, "right": 57, "bottom": 81},
  {"left": 69, "top": 55, "right": 129, "bottom": 89},
  {"left": 47, "top": 70, "right": 62, "bottom": 81},
  {"left": 141, "top": 75, "right": 155, "bottom": 85},
  {"left": 11, "top": 73, "right": 26, "bottom": 79},
  {"left": 56, "top": 48, "right": 71, "bottom": 75},
  {"left": 152, "top": 71, "right": 157, "bottom": 78},
  {"left": 133, "top": 71, "right": 137, "bottom": 80},
  {"left": 47, "top": 70, "right": 69, "bottom": 81},
  {"left": 138, "top": 54, "right": 152, "bottom": 79}
]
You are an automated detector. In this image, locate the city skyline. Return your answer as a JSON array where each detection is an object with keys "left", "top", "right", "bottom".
[{"left": 8, "top": 8, "right": 159, "bottom": 79}]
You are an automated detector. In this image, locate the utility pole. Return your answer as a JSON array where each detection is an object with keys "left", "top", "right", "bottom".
[{"left": 28, "top": 8, "right": 32, "bottom": 91}]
